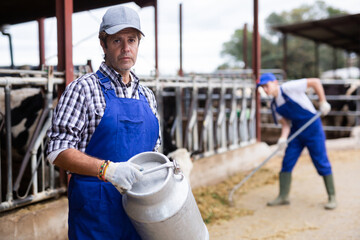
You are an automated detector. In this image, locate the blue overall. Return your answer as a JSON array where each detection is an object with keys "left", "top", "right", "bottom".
[
  {"left": 272, "top": 88, "right": 332, "bottom": 176},
  {"left": 67, "top": 70, "right": 159, "bottom": 239}
]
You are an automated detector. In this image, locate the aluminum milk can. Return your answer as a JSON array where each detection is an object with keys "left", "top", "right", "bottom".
[{"left": 122, "top": 151, "right": 209, "bottom": 240}]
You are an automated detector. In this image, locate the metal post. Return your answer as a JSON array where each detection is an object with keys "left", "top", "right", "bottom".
[
  {"left": 175, "top": 86, "right": 183, "bottom": 147},
  {"left": 38, "top": 18, "right": 46, "bottom": 69},
  {"left": 253, "top": 0, "right": 261, "bottom": 142},
  {"left": 314, "top": 42, "right": 319, "bottom": 77},
  {"left": 243, "top": 23, "right": 248, "bottom": 69},
  {"left": 356, "top": 86, "right": 360, "bottom": 125},
  {"left": 178, "top": 3, "right": 183, "bottom": 76},
  {"left": 216, "top": 78, "right": 227, "bottom": 152},
  {"left": 56, "top": 0, "right": 74, "bottom": 86},
  {"left": 1, "top": 31, "right": 14, "bottom": 69},
  {"left": 249, "top": 88, "right": 256, "bottom": 141},
  {"left": 5, "top": 84, "right": 13, "bottom": 201},
  {"left": 185, "top": 78, "right": 199, "bottom": 152},
  {"left": 229, "top": 80, "right": 239, "bottom": 149},
  {"left": 332, "top": 48, "right": 337, "bottom": 78},
  {"left": 202, "top": 79, "right": 214, "bottom": 156},
  {"left": 282, "top": 33, "right": 287, "bottom": 79},
  {"left": 31, "top": 154, "right": 38, "bottom": 195},
  {"left": 192, "top": 80, "right": 199, "bottom": 151},
  {"left": 154, "top": 0, "right": 159, "bottom": 77},
  {"left": 0, "top": 113, "right": 2, "bottom": 202},
  {"left": 239, "top": 87, "right": 249, "bottom": 144}
]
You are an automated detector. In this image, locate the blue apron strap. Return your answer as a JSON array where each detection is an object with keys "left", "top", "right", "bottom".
[
  {"left": 271, "top": 99, "right": 278, "bottom": 125},
  {"left": 96, "top": 70, "right": 112, "bottom": 91},
  {"left": 280, "top": 86, "right": 291, "bottom": 102},
  {"left": 95, "top": 70, "right": 117, "bottom": 99},
  {"left": 138, "top": 86, "right": 150, "bottom": 102},
  {"left": 271, "top": 87, "right": 288, "bottom": 125}
]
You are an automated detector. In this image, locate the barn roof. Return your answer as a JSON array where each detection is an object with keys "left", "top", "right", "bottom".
[
  {"left": 0, "top": 0, "right": 155, "bottom": 26},
  {"left": 272, "top": 13, "right": 360, "bottom": 54}
]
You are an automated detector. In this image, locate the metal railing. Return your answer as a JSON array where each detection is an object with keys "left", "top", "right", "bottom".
[
  {"left": 0, "top": 69, "right": 257, "bottom": 212},
  {"left": 2, "top": 69, "right": 357, "bottom": 212},
  {"left": 0, "top": 67, "right": 67, "bottom": 212},
  {"left": 140, "top": 75, "right": 257, "bottom": 157}
]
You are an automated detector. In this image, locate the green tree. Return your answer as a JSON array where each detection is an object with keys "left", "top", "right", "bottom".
[
  {"left": 219, "top": 29, "right": 282, "bottom": 70},
  {"left": 220, "top": 29, "right": 252, "bottom": 69},
  {"left": 220, "top": 0, "right": 349, "bottom": 79}
]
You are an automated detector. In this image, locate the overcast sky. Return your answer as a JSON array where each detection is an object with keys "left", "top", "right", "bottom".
[{"left": 0, "top": 0, "right": 359, "bottom": 76}]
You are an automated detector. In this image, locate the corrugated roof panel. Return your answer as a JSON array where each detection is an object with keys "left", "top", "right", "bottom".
[{"left": 273, "top": 13, "right": 360, "bottom": 54}]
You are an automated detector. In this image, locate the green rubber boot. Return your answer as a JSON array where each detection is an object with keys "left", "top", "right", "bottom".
[
  {"left": 267, "top": 172, "right": 291, "bottom": 206},
  {"left": 323, "top": 174, "right": 337, "bottom": 210}
]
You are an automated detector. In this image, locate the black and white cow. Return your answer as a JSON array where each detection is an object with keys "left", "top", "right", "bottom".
[
  {"left": 0, "top": 86, "right": 56, "bottom": 199},
  {"left": 323, "top": 82, "right": 359, "bottom": 138},
  {"left": 0, "top": 87, "right": 45, "bottom": 154}
]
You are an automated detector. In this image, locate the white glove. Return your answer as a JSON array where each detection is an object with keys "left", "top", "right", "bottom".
[
  {"left": 319, "top": 101, "right": 331, "bottom": 116},
  {"left": 105, "top": 162, "right": 143, "bottom": 194},
  {"left": 277, "top": 137, "right": 288, "bottom": 151}
]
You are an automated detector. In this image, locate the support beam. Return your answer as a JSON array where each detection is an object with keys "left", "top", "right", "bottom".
[
  {"left": 314, "top": 42, "right": 319, "bottom": 77},
  {"left": 154, "top": 0, "right": 159, "bottom": 77},
  {"left": 1, "top": 30, "right": 14, "bottom": 69},
  {"left": 243, "top": 23, "right": 248, "bottom": 69},
  {"left": 332, "top": 48, "right": 337, "bottom": 78},
  {"left": 282, "top": 33, "right": 287, "bottom": 79},
  {"left": 56, "top": 0, "right": 73, "bottom": 86},
  {"left": 37, "top": 18, "right": 45, "bottom": 69},
  {"left": 178, "top": 3, "right": 183, "bottom": 76},
  {"left": 56, "top": 0, "right": 73, "bottom": 187},
  {"left": 253, "top": 0, "right": 261, "bottom": 142}
]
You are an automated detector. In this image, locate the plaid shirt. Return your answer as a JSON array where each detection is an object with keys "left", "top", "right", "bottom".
[{"left": 46, "top": 62, "right": 161, "bottom": 157}]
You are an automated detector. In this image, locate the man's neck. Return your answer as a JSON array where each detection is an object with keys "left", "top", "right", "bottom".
[
  {"left": 273, "top": 86, "right": 280, "bottom": 98},
  {"left": 121, "top": 72, "right": 131, "bottom": 85},
  {"left": 114, "top": 68, "right": 131, "bottom": 85},
  {"left": 104, "top": 62, "right": 131, "bottom": 84}
]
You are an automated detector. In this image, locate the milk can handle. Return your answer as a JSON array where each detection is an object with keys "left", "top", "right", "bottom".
[{"left": 142, "top": 159, "right": 183, "bottom": 178}]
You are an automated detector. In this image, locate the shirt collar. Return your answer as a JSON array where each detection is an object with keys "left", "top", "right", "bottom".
[{"left": 99, "top": 62, "right": 140, "bottom": 87}]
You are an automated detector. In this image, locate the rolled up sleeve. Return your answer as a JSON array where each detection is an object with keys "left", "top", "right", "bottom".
[{"left": 46, "top": 80, "right": 87, "bottom": 157}]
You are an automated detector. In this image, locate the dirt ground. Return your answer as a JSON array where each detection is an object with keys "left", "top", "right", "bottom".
[{"left": 193, "top": 148, "right": 360, "bottom": 240}]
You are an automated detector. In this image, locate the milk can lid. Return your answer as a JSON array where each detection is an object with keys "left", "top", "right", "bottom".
[{"left": 128, "top": 152, "right": 171, "bottom": 196}]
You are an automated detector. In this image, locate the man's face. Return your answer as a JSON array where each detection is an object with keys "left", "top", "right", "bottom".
[
  {"left": 261, "top": 80, "right": 278, "bottom": 97},
  {"left": 101, "top": 28, "right": 139, "bottom": 75}
]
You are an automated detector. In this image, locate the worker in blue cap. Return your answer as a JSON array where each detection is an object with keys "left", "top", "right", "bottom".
[{"left": 257, "top": 73, "right": 336, "bottom": 210}]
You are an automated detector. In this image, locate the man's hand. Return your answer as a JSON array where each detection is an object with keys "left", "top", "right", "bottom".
[
  {"left": 319, "top": 101, "right": 331, "bottom": 116},
  {"left": 277, "top": 137, "right": 288, "bottom": 151},
  {"left": 105, "top": 162, "right": 143, "bottom": 194}
]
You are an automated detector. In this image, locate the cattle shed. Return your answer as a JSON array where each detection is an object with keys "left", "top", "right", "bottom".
[
  {"left": 0, "top": 0, "right": 158, "bottom": 84},
  {"left": 1, "top": 4, "right": 359, "bottom": 239},
  {"left": 272, "top": 13, "right": 360, "bottom": 77},
  {"left": 0, "top": 0, "right": 154, "bottom": 26}
]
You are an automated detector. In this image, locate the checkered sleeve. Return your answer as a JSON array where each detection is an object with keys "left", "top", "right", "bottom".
[
  {"left": 140, "top": 85, "right": 162, "bottom": 152},
  {"left": 46, "top": 77, "right": 90, "bottom": 155}
]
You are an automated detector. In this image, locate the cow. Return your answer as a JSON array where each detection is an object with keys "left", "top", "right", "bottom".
[
  {"left": 322, "top": 82, "right": 359, "bottom": 139},
  {"left": 0, "top": 87, "right": 44, "bottom": 154},
  {"left": 0, "top": 85, "right": 58, "bottom": 200},
  {"left": 161, "top": 87, "right": 179, "bottom": 156},
  {"left": 167, "top": 148, "right": 193, "bottom": 185}
]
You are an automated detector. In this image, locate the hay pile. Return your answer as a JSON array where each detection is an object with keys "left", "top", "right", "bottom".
[
  {"left": 193, "top": 148, "right": 360, "bottom": 226},
  {"left": 193, "top": 168, "right": 278, "bottom": 225}
]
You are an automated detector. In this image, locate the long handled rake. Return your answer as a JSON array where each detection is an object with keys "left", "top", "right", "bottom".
[{"left": 228, "top": 111, "right": 322, "bottom": 206}]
